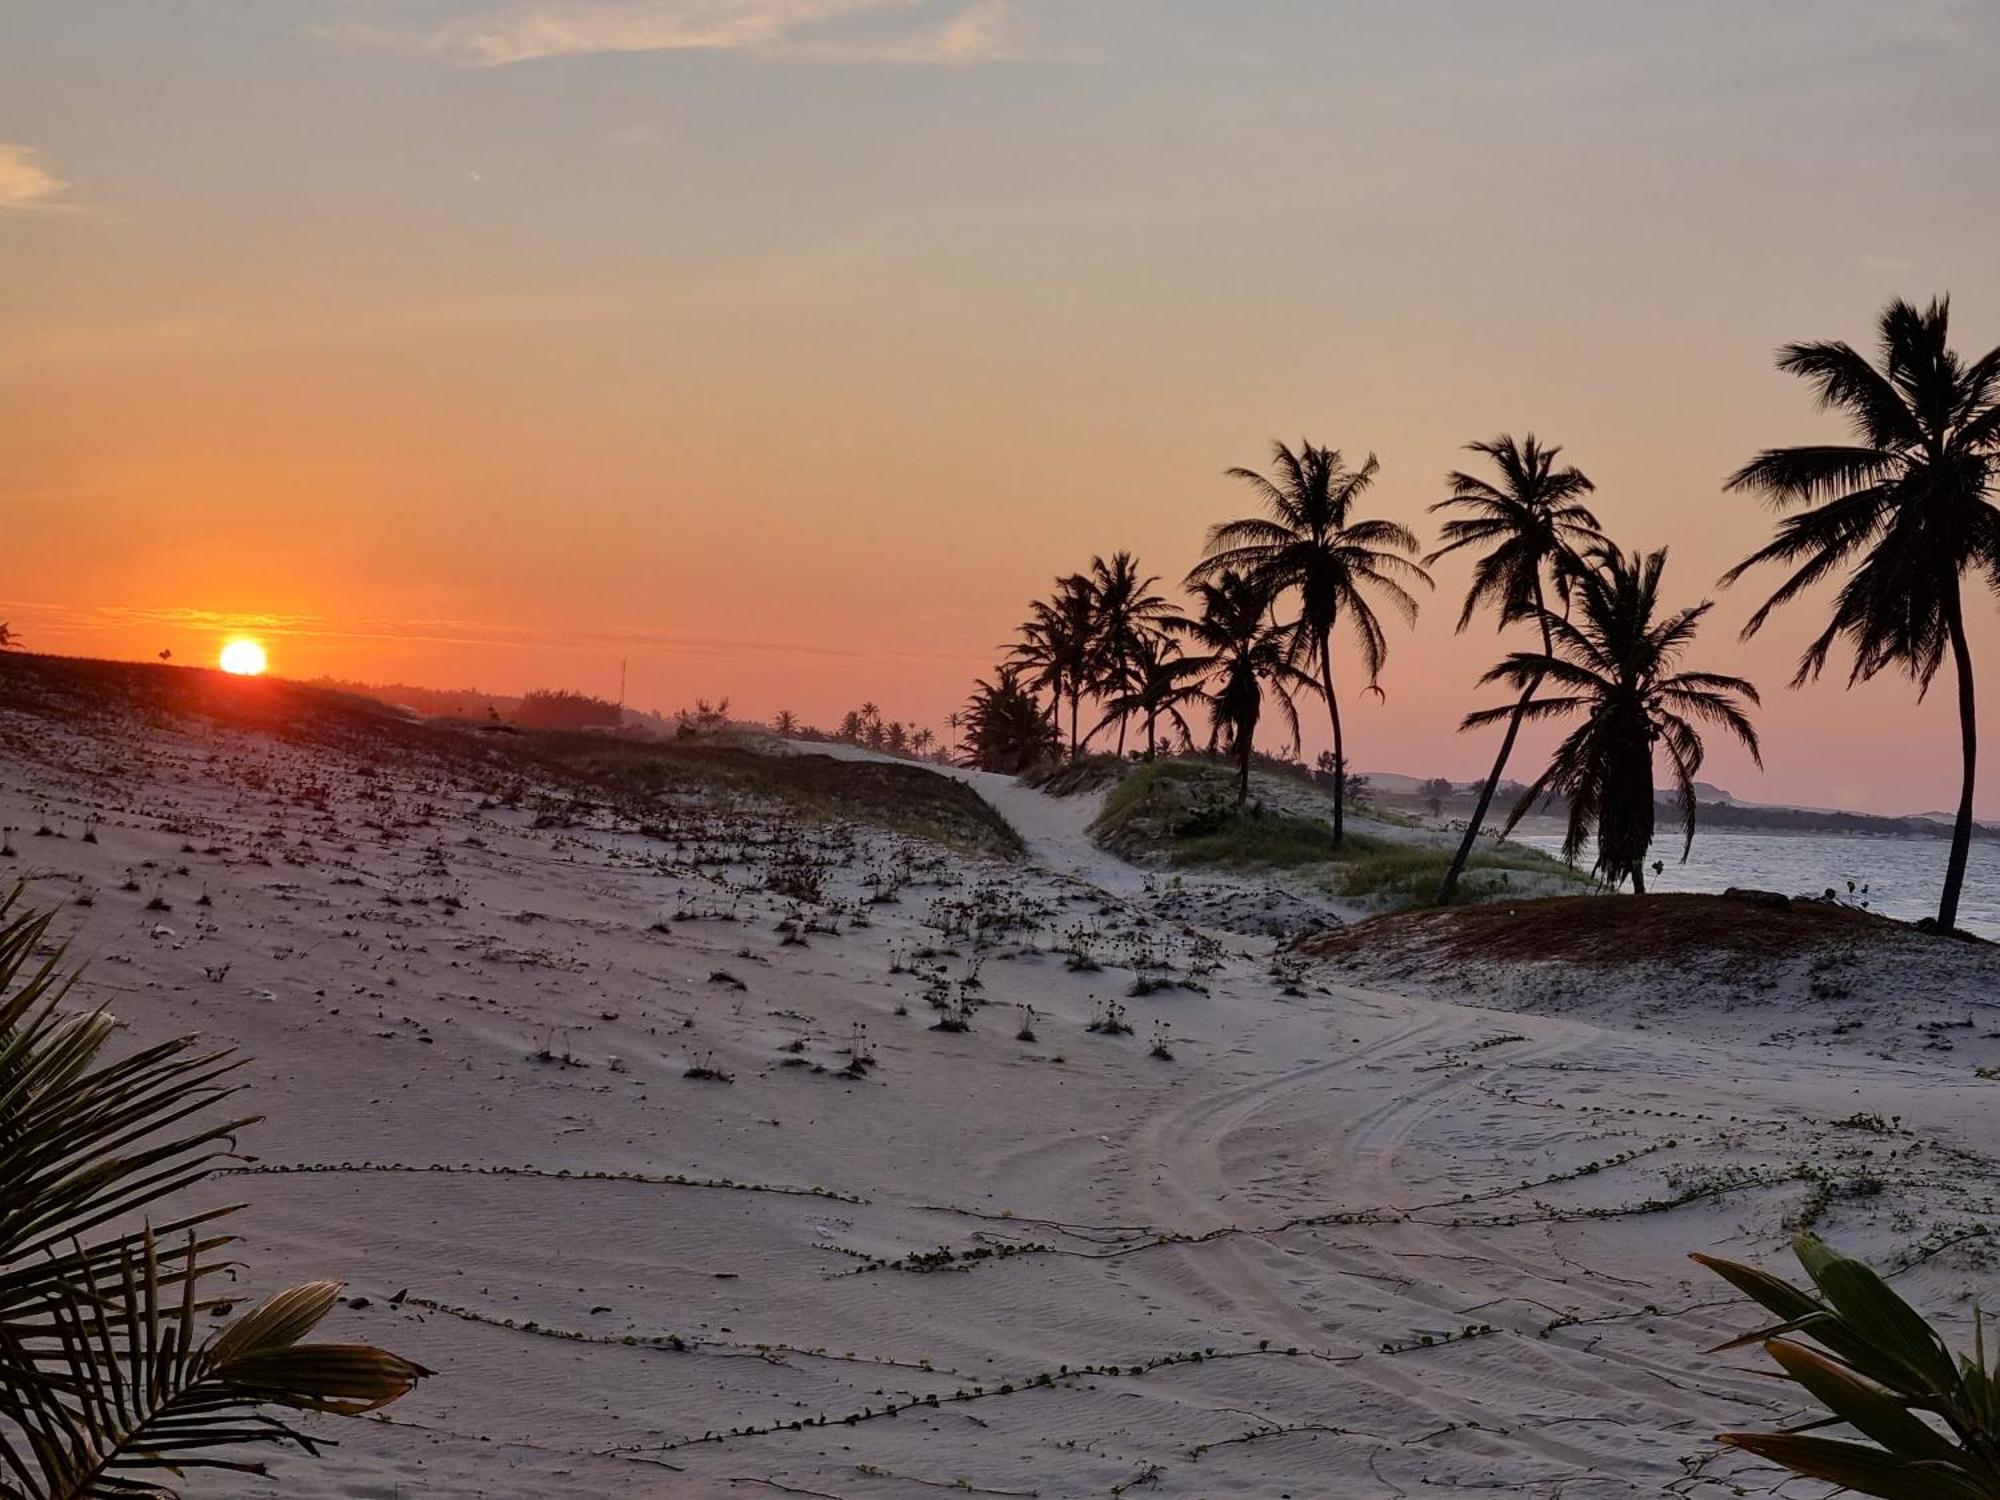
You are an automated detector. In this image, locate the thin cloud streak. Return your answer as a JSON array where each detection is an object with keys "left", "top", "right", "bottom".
[{"left": 327, "top": 0, "right": 1044, "bottom": 67}]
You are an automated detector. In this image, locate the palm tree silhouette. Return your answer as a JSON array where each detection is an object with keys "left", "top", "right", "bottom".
[
  {"left": 1723, "top": 296, "right": 2000, "bottom": 932},
  {"left": 1474, "top": 545, "right": 1760, "bottom": 892},
  {"left": 1010, "top": 575, "right": 1097, "bottom": 757},
  {"left": 1426, "top": 434, "right": 1605, "bottom": 903},
  {"left": 1191, "top": 441, "right": 1430, "bottom": 843},
  {"left": 1092, "top": 628, "right": 1200, "bottom": 761},
  {"left": 960, "top": 668, "right": 1060, "bottom": 774},
  {"left": 1174, "top": 571, "right": 1319, "bottom": 805},
  {"left": 1085, "top": 551, "right": 1177, "bottom": 756}
]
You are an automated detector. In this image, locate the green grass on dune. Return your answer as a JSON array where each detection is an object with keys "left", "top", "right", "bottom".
[
  {"left": 1090, "top": 756, "right": 1579, "bottom": 902},
  {"left": 1092, "top": 758, "right": 1389, "bottom": 869},
  {"left": 1325, "top": 841, "right": 1579, "bottom": 902}
]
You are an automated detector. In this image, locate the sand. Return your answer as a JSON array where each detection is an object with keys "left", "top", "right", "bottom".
[{"left": 5, "top": 687, "right": 1998, "bottom": 1498}]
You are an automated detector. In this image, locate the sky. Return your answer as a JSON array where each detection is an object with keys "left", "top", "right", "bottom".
[{"left": 4, "top": 1, "right": 2000, "bottom": 816}]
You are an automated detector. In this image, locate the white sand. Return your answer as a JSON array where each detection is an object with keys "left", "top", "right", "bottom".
[{"left": 6, "top": 700, "right": 1998, "bottom": 1498}]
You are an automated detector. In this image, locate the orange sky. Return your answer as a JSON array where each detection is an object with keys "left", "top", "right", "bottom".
[{"left": 5, "top": 2, "right": 1999, "bottom": 816}]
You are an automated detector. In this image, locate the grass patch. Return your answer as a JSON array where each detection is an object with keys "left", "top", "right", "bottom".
[
  {"left": 1328, "top": 842, "right": 1580, "bottom": 902},
  {"left": 534, "top": 739, "right": 1023, "bottom": 858},
  {"left": 1092, "top": 758, "right": 1385, "bottom": 869}
]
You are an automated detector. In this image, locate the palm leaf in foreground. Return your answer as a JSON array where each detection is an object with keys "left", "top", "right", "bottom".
[
  {"left": 1694, "top": 1232, "right": 2000, "bottom": 1498},
  {"left": 0, "top": 889, "right": 428, "bottom": 1497}
]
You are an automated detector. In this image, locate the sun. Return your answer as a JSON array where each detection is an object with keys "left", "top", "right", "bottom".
[{"left": 218, "top": 638, "right": 268, "bottom": 676}]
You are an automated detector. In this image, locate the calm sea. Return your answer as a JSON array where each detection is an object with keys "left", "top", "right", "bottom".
[{"left": 1516, "top": 830, "right": 2000, "bottom": 940}]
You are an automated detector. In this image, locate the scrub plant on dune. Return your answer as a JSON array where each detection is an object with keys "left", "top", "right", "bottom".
[
  {"left": 0, "top": 891, "right": 427, "bottom": 1498},
  {"left": 1695, "top": 1233, "right": 2000, "bottom": 1498}
]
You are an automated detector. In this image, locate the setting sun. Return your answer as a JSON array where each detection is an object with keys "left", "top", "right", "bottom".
[{"left": 218, "top": 638, "right": 268, "bottom": 676}]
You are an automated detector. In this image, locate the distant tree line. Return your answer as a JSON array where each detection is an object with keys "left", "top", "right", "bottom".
[{"left": 513, "top": 688, "right": 623, "bottom": 731}]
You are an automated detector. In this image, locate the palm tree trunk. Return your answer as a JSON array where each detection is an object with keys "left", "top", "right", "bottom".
[
  {"left": 1630, "top": 862, "right": 1646, "bottom": 895},
  {"left": 1436, "top": 681, "right": 1537, "bottom": 904},
  {"left": 1437, "top": 584, "right": 1554, "bottom": 905},
  {"left": 1938, "top": 586, "right": 1977, "bottom": 933},
  {"left": 1116, "top": 710, "right": 1128, "bottom": 757},
  {"left": 1319, "top": 635, "right": 1345, "bottom": 848},
  {"left": 1237, "top": 732, "right": 1251, "bottom": 806},
  {"left": 1068, "top": 693, "right": 1080, "bottom": 759},
  {"left": 1145, "top": 710, "right": 1157, "bottom": 760}
]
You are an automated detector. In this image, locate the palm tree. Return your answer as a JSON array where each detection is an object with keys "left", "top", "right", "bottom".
[
  {"left": 1474, "top": 545, "right": 1761, "bottom": 892},
  {"left": 772, "top": 708, "right": 798, "bottom": 736},
  {"left": 1173, "top": 571, "right": 1320, "bottom": 805},
  {"left": 1092, "top": 628, "right": 1200, "bottom": 761},
  {"left": 1191, "top": 440, "right": 1430, "bottom": 843},
  {"left": 1009, "top": 575, "right": 1097, "bottom": 756},
  {"left": 1084, "top": 552, "right": 1176, "bottom": 755},
  {"left": 1426, "top": 434, "right": 1605, "bottom": 903},
  {"left": 959, "top": 668, "right": 1061, "bottom": 774},
  {"left": 0, "top": 892, "right": 426, "bottom": 1496},
  {"left": 1723, "top": 296, "right": 2000, "bottom": 933}
]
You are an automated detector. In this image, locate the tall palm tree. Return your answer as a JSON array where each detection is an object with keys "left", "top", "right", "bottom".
[
  {"left": 1009, "top": 575, "right": 1097, "bottom": 756},
  {"left": 1426, "top": 434, "right": 1605, "bottom": 903},
  {"left": 1723, "top": 296, "right": 2000, "bottom": 933},
  {"left": 1475, "top": 545, "right": 1761, "bottom": 892},
  {"left": 1092, "top": 627, "right": 1200, "bottom": 761},
  {"left": 1084, "top": 552, "right": 1176, "bottom": 755},
  {"left": 1191, "top": 440, "right": 1430, "bottom": 843},
  {"left": 1173, "top": 571, "right": 1319, "bottom": 805}
]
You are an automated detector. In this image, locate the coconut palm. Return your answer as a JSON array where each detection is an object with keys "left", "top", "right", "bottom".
[
  {"left": 959, "top": 668, "right": 1061, "bottom": 774},
  {"left": 1091, "top": 627, "right": 1200, "bottom": 761},
  {"left": 1426, "top": 434, "right": 1605, "bottom": 903},
  {"left": 1008, "top": 575, "right": 1097, "bottom": 756},
  {"left": 1083, "top": 552, "right": 1177, "bottom": 755},
  {"left": 1191, "top": 440, "right": 1430, "bottom": 843},
  {"left": 1474, "top": 545, "right": 1761, "bottom": 892},
  {"left": 1173, "top": 571, "right": 1320, "bottom": 805},
  {"left": 1723, "top": 296, "right": 2000, "bottom": 933},
  {"left": 0, "top": 890, "right": 426, "bottom": 1497}
]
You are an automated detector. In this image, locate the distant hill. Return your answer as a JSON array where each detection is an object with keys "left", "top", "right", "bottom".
[{"left": 1362, "top": 768, "right": 1995, "bottom": 841}]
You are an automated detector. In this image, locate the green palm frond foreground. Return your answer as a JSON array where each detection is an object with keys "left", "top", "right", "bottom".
[
  {"left": 0, "top": 889, "right": 427, "bottom": 1498},
  {"left": 1695, "top": 1233, "right": 2000, "bottom": 1499}
]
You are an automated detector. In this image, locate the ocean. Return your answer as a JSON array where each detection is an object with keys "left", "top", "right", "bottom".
[{"left": 1516, "top": 830, "right": 2000, "bottom": 940}]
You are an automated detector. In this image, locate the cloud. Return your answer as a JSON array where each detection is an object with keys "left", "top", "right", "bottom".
[
  {"left": 0, "top": 144, "right": 66, "bottom": 210},
  {"left": 328, "top": 0, "right": 1036, "bottom": 67}
]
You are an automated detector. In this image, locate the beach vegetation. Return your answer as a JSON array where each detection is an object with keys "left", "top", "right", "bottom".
[
  {"left": 1726, "top": 296, "right": 2000, "bottom": 934},
  {"left": 0, "top": 893, "right": 425, "bottom": 1497},
  {"left": 1424, "top": 434, "right": 1604, "bottom": 902},
  {"left": 1466, "top": 544, "right": 1761, "bottom": 892},
  {"left": 1695, "top": 1232, "right": 2000, "bottom": 1498},
  {"left": 1189, "top": 441, "right": 1432, "bottom": 842}
]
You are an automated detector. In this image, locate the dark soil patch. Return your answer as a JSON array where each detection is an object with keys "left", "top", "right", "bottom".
[{"left": 1299, "top": 891, "right": 1921, "bottom": 966}]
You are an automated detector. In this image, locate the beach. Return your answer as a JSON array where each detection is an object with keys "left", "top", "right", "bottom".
[{"left": 3, "top": 668, "right": 1996, "bottom": 1498}]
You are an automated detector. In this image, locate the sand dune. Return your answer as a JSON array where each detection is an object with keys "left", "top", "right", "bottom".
[{"left": 3, "top": 682, "right": 1996, "bottom": 1498}]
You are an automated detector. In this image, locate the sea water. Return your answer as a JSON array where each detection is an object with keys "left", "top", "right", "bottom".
[{"left": 1516, "top": 831, "right": 2000, "bottom": 940}]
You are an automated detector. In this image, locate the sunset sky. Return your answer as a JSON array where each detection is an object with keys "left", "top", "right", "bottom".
[{"left": 6, "top": 1, "right": 2000, "bottom": 816}]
